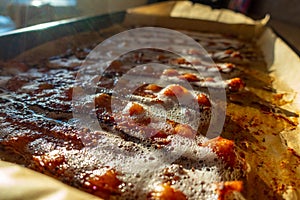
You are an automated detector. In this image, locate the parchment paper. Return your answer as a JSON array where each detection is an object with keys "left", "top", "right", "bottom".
[
  {"left": 1, "top": 1, "right": 299, "bottom": 199},
  {"left": 0, "top": 161, "right": 100, "bottom": 200}
]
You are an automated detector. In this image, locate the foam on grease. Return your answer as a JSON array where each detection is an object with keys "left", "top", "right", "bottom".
[
  {"left": 72, "top": 27, "right": 230, "bottom": 198},
  {"left": 51, "top": 128, "right": 242, "bottom": 199}
]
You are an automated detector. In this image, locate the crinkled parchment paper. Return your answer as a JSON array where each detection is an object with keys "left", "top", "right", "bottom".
[
  {"left": 1, "top": 1, "right": 299, "bottom": 199},
  {"left": 0, "top": 161, "right": 100, "bottom": 200}
]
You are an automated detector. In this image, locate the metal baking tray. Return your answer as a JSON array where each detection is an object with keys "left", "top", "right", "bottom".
[
  {"left": 0, "top": 3, "right": 299, "bottom": 199},
  {"left": 0, "top": 8, "right": 298, "bottom": 61},
  {"left": 0, "top": 11, "right": 125, "bottom": 61}
]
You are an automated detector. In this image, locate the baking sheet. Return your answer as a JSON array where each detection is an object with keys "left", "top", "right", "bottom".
[
  {"left": 0, "top": 1, "right": 299, "bottom": 199},
  {"left": 0, "top": 12, "right": 125, "bottom": 61}
]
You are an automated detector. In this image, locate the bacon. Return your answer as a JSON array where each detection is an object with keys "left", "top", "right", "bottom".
[
  {"left": 147, "top": 183, "right": 187, "bottom": 200},
  {"left": 178, "top": 73, "right": 200, "bottom": 82},
  {"left": 200, "top": 137, "right": 237, "bottom": 167},
  {"left": 216, "top": 181, "right": 243, "bottom": 200},
  {"left": 197, "top": 93, "right": 211, "bottom": 107},
  {"left": 95, "top": 93, "right": 112, "bottom": 111},
  {"left": 225, "top": 49, "right": 234, "bottom": 55},
  {"left": 145, "top": 84, "right": 163, "bottom": 92},
  {"left": 6, "top": 76, "right": 30, "bottom": 91},
  {"left": 171, "top": 58, "right": 191, "bottom": 65},
  {"left": 38, "top": 83, "right": 55, "bottom": 90},
  {"left": 174, "top": 124, "right": 196, "bottom": 138},
  {"left": 0, "top": 30, "right": 257, "bottom": 200},
  {"left": 32, "top": 151, "right": 66, "bottom": 174},
  {"left": 227, "top": 78, "right": 245, "bottom": 92},
  {"left": 162, "top": 85, "right": 190, "bottom": 97},
  {"left": 84, "top": 169, "right": 122, "bottom": 198},
  {"left": 163, "top": 69, "right": 180, "bottom": 76},
  {"left": 129, "top": 103, "right": 146, "bottom": 116}
]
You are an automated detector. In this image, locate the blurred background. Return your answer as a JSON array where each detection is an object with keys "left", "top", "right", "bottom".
[
  {"left": 0, "top": 0, "right": 299, "bottom": 51},
  {"left": 0, "top": 0, "right": 299, "bottom": 28}
]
